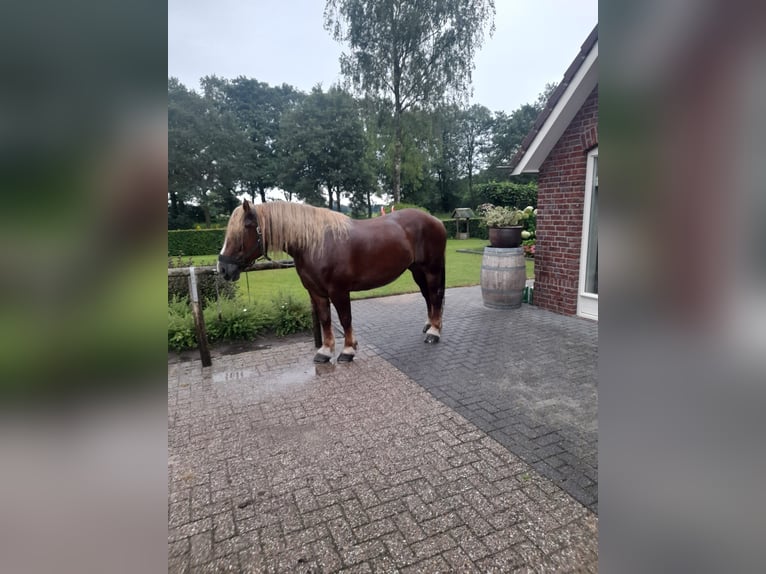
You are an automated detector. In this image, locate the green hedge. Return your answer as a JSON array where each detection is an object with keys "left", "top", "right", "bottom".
[
  {"left": 441, "top": 218, "right": 488, "bottom": 240},
  {"left": 474, "top": 181, "right": 537, "bottom": 209},
  {"left": 170, "top": 218, "right": 493, "bottom": 252},
  {"left": 168, "top": 228, "right": 226, "bottom": 256}
]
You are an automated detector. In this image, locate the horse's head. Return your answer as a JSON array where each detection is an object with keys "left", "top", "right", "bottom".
[{"left": 217, "top": 199, "right": 264, "bottom": 281}]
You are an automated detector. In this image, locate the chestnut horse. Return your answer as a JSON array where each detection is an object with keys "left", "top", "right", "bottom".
[{"left": 218, "top": 200, "right": 446, "bottom": 363}]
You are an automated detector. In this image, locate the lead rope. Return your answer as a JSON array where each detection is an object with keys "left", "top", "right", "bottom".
[
  {"left": 257, "top": 225, "right": 271, "bottom": 261},
  {"left": 214, "top": 271, "right": 222, "bottom": 320},
  {"left": 245, "top": 270, "right": 252, "bottom": 305}
]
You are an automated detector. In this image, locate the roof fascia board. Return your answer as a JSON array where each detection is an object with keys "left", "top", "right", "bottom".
[{"left": 512, "top": 41, "right": 598, "bottom": 175}]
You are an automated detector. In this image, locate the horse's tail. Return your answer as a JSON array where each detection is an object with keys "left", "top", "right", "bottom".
[
  {"left": 435, "top": 219, "right": 446, "bottom": 309},
  {"left": 441, "top": 254, "right": 446, "bottom": 293},
  {"left": 441, "top": 261, "right": 447, "bottom": 293}
]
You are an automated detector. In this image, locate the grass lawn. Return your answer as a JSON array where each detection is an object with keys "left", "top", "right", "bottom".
[{"left": 174, "top": 238, "right": 534, "bottom": 304}]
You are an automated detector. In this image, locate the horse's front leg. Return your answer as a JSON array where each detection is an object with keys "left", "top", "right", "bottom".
[
  {"left": 311, "top": 293, "right": 335, "bottom": 363},
  {"left": 331, "top": 292, "right": 357, "bottom": 362}
]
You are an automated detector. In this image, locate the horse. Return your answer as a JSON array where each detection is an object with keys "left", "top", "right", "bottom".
[{"left": 217, "top": 199, "right": 446, "bottom": 363}]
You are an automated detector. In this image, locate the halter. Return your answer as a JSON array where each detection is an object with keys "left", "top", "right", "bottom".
[{"left": 217, "top": 215, "right": 271, "bottom": 269}]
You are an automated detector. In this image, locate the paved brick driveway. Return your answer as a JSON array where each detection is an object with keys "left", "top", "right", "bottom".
[
  {"left": 168, "top": 290, "right": 598, "bottom": 572},
  {"left": 336, "top": 286, "right": 598, "bottom": 513}
]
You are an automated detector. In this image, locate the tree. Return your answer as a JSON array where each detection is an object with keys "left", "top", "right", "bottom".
[
  {"left": 535, "top": 82, "right": 559, "bottom": 110},
  {"left": 168, "top": 78, "right": 204, "bottom": 226},
  {"left": 487, "top": 104, "right": 539, "bottom": 172},
  {"left": 324, "top": 0, "right": 495, "bottom": 203},
  {"left": 168, "top": 78, "right": 244, "bottom": 227},
  {"left": 424, "top": 105, "right": 460, "bottom": 212},
  {"left": 457, "top": 104, "right": 493, "bottom": 204},
  {"left": 485, "top": 82, "right": 559, "bottom": 177},
  {"left": 201, "top": 76, "right": 303, "bottom": 204},
  {"left": 280, "top": 86, "right": 370, "bottom": 211}
]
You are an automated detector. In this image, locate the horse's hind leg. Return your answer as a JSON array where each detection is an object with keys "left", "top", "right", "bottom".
[
  {"left": 331, "top": 292, "right": 357, "bottom": 362},
  {"left": 311, "top": 293, "right": 335, "bottom": 363},
  {"left": 423, "top": 260, "right": 445, "bottom": 344},
  {"left": 410, "top": 266, "right": 433, "bottom": 334}
]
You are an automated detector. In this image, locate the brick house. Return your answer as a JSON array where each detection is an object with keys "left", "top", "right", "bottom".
[{"left": 512, "top": 26, "right": 598, "bottom": 320}]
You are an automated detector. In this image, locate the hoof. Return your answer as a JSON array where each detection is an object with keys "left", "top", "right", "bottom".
[
  {"left": 337, "top": 353, "right": 355, "bottom": 363},
  {"left": 422, "top": 323, "right": 431, "bottom": 333},
  {"left": 424, "top": 334, "right": 440, "bottom": 344},
  {"left": 313, "top": 353, "right": 332, "bottom": 364}
]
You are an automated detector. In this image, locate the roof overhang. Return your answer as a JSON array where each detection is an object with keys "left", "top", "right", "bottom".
[{"left": 511, "top": 38, "right": 598, "bottom": 175}]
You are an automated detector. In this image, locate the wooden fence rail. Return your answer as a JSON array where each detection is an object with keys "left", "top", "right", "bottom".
[
  {"left": 167, "top": 259, "right": 295, "bottom": 277},
  {"left": 168, "top": 260, "right": 321, "bottom": 367}
]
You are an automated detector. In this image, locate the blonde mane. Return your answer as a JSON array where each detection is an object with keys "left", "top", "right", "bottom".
[{"left": 224, "top": 201, "right": 351, "bottom": 257}]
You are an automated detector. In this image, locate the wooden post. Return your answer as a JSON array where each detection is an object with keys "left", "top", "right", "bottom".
[{"left": 188, "top": 266, "right": 212, "bottom": 367}]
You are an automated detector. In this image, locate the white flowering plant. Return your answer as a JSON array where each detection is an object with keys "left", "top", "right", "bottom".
[
  {"left": 483, "top": 204, "right": 538, "bottom": 228},
  {"left": 483, "top": 206, "right": 524, "bottom": 227}
]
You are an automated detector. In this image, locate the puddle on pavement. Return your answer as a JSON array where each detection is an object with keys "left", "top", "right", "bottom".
[
  {"left": 211, "top": 361, "right": 339, "bottom": 396},
  {"left": 268, "top": 365, "right": 318, "bottom": 391},
  {"left": 212, "top": 369, "right": 258, "bottom": 383}
]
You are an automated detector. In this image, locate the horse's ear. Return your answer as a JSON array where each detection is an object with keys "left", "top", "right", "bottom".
[{"left": 243, "top": 200, "right": 256, "bottom": 227}]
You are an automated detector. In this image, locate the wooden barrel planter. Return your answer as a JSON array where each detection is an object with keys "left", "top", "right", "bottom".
[{"left": 480, "top": 247, "right": 526, "bottom": 309}]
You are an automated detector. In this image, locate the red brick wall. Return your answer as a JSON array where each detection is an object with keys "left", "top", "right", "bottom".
[{"left": 534, "top": 86, "right": 598, "bottom": 316}]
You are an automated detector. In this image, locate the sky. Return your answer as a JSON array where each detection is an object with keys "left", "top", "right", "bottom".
[{"left": 169, "top": 0, "right": 597, "bottom": 115}]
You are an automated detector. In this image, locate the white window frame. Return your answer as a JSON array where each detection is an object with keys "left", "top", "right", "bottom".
[{"left": 577, "top": 147, "right": 598, "bottom": 320}]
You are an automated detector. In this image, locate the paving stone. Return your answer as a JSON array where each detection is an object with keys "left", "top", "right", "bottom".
[
  {"left": 169, "top": 538, "right": 190, "bottom": 559},
  {"left": 310, "top": 537, "right": 344, "bottom": 573},
  {"left": 381, "top": 531, "right": 418, "bottom": 568},
  {"left": 212, "top": 511, "right": 236, "bottom": 542},
  {"left": 168, "top": 295, "right": 598, "bottom": 572},
  {"left": 443, "top": 546, "right": 481, "bottom": 572},
  {"left": 368, "top": 554, "right": 399, "bottom": 573},
  {"left": 169, "top": 500, "right": 191, "bottom": 528},
  {"left": 175, "top": 517, "right": 213, "bottom": 539},
  {"left": 353, "top": 518, "right": 397, "bottom": 543},
  {"left": 364, "top": 499, "right": 404, "bottom": 523},
  {"left": 283, "top": 524, "right": 329, "bottom": 551},
  {"left": 400, "top": 554, "right": 450, "bottom": 573},
  {"left": 477, "top": 541, "right": 544, "bottom": 572},
  {"left": 420, "top": 511, "right": 462, "bottom": 537},
  {"left": 189, "top": 531, "right": 213, "bottom": 566},
  {"left": 449, "top": 525, "right": 493, "bottom": 561},
  {"left": 167, "top": 555, "right": 190, "bottom": 573},
  {"left": 340, "top": 539, "right": 386, "bottom": 567}
]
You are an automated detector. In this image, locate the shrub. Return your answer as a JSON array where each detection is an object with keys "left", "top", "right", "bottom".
[
  {"left": 522, "top": 239, "right": 536, "bottom": 258},
  {"left": 375, "top": 203, "right": 430, "bottom": 217},
  {"left": 271, "top": 294, "right": 314, "bottom": 336},
  {"left": 204, "top": 299, "right": 274, "bottom": 343},
  {"left": 168, "top": 296, "right": 197, "bottom": 352},
  {"left": 525, "top": 210, "right": 537, "bottom": 236},
  {"left": 168, "top": 228, "right": 226, "bottom": 257},
  {"left": 167, "top": 293, "right": 314, "bottom": 351}
]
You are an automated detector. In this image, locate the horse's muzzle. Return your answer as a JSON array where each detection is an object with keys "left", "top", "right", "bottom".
[{"left": 217, "top": 260, "right": 241, "bottom": 282}]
